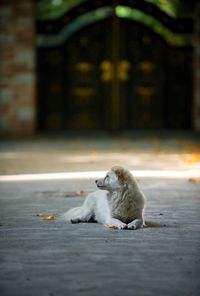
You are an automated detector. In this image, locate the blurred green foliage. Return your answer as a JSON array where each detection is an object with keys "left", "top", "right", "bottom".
[
  {"left": 37, "top": 0, "right": 86, "bottom": 19},
  {"left": 37, "top": 0, "right": 195, "bottom": 20},
  {"left": 146, "top": 0, "right": 195, "bottom": 18}
]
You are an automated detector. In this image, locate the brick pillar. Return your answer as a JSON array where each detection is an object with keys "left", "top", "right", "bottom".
[
  {"left": 193, "top": 2, "right": 200, "bottom": 131},
  {"left": 0, "top": 0, "right": 36, "bottom": 136}
]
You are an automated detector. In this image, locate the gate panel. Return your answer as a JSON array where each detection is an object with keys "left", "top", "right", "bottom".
[{"left": 64, "top": 19, "right": 112, "bottom": 129}]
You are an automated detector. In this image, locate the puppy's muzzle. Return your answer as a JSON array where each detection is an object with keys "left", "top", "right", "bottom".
[{"left": 95, "top": 179, "right": 104, "bottom": 188}]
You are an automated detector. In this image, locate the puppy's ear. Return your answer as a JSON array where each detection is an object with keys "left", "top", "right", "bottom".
[
  {"left": 111, "top": 165, "right": 132, "bottom": 185},
  {"left": 111, "top": 166, "right": 126, "bottom": 184}
]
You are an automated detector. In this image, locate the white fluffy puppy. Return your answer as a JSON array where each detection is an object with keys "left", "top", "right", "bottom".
[{"left": 62, "top": 165, "right": 146, "bottom": 230}]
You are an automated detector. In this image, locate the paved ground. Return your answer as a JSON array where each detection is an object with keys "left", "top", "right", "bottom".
[
  {"left": 0, "top": 132, "right": 200, "bottom": 296},
  {"left": 0, "top": 131, "right": 200, "bottom": 175}
]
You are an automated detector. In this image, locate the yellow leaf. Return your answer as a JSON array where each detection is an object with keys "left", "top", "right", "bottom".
[
  {"left": 42, "top": 215, "right": 56, "bottom": 220},
  {"left": 180, "top": 154, "right": 200, "bottom": 164},
  {"left": 189, "top": 178, "right": 200, "bottom": 183},
  {"left": 36, "top": 213, "right": 45, "bottom": 217},
  {"left": 75, "top": 190, "right": 85, "bottom": 196}
]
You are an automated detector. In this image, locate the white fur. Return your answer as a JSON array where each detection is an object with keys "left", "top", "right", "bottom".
[{"left": 61, "top": 166, "right": 146, "bottom": 230}]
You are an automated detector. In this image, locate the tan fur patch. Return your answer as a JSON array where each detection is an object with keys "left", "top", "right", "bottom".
[{"left": 111, "top": 165, "right": 132, "bottom": 184}]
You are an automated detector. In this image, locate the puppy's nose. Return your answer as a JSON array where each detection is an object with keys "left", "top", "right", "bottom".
[{"left": 95, "top": 180, "right": 98, "bottom": 184}]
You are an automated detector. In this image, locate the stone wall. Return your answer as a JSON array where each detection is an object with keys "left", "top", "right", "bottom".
[
  {"left": 193, "top": 2, "right": 200, "bottom": 131},
  {"left": 0, "top": 0, "right": 36, "bottom": 136}
]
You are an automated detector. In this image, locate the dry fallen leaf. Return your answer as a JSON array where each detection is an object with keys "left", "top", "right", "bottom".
[
  {"left": 189, "top": 178, "right": 200, "bottom": 183},
  {"left": 187, "top": 145, "right": 200, "bottom": 153},
  {"left": 42, "top": 215, "right": 57, "bottom": 221},
  {"left": 75, "top": 190, "right": 85, "bottom": 196},
  {"left": 180, "top": 154, "right": 200, "bottom": 164},
  {"left": 36, "top": 213, "right": 45, "bottom": 217},
  {"left": 36, "top": 213, "right": 56, "bottom": 220}
]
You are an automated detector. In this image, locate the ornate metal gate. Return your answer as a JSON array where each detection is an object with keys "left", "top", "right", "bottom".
[{"left": 37, "top": 0, "right": 193, "bottom": 130}]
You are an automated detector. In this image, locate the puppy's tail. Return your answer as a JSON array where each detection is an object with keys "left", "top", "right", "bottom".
[{"left": 60, "top": 207, "right": 83, "bottom": 222}]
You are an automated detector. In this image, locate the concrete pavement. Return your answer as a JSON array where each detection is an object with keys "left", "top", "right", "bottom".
[{"left": 0, "top": 133, "right": 200, "bottom": 296}]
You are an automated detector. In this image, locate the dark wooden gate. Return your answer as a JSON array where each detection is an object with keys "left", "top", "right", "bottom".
[{"left": 37, "top": 0, "right": 193, "bottom": 130}]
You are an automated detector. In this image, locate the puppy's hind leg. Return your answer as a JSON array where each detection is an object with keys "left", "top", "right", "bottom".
[
  {"left": 61, "top": 194, "right": 95, "bottom": 223},
  {"left": 61, "top": 207, "right": 81, "bottom": 222},
  {"left": 61, "top": 206, "right": 93, "bottom": 223}
]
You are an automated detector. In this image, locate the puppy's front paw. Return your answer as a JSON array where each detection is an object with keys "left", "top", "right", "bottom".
[
  {"left": 127, "top": 219, "right": 143, "bottom": 230},
  {"left": 119, "top": 223, "right": 128, "bottom": 230},
  {"left": 106, "top": 222, "right": 127, "bottom": 230},
  {"left": 106, "top": 224, "right": 119, "bottom": 229},
  {"left": 127, "top": 223, "right": 137, "bottom": 230}
]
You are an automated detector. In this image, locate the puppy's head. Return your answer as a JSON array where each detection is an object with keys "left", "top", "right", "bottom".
[
  {"left": 95, "top": 165, "right": 132, "bottom": 191},
  {"left": 95, "top": 169, "right": 120, "bottom": 191}
]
